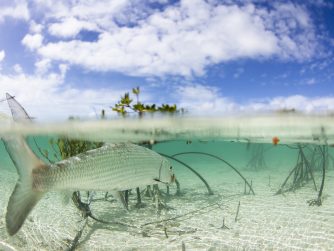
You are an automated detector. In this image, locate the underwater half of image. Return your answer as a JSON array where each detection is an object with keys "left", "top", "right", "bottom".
[{"left": 0, "top": 122, "right": 334, "bottom": 251}]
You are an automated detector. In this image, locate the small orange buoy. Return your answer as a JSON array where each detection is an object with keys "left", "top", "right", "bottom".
[{"left": 272, "top": 136, "right": 280, "bottom": 146}]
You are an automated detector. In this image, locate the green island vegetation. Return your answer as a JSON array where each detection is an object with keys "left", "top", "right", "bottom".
[{"left": 111, "top": 86, "right": 179, "bottom": 117}]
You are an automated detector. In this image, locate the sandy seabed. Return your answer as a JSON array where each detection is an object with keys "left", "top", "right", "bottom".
[{"left": 1, "top": 164, "right": 334, "bottom": 251}]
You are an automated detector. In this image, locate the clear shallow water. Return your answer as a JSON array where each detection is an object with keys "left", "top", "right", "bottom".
[{"left": 0, "top": 116, "right": 334, "bottom": 250}]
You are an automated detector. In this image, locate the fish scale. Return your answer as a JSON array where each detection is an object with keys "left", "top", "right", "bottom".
[{"left": 33, "top": 143, "right": 169, "bottom": 192}]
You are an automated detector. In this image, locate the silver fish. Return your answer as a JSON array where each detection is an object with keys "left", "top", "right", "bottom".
[{"left": 3, "top": 93, "right": 174, "bottom": 236}]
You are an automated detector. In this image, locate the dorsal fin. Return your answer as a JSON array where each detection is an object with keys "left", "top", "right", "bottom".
[{"left": 6, "top": 93, "right": 32, "bottom": 123}]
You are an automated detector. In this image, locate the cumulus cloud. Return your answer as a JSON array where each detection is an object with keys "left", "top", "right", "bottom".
[
  {"left": 34, "top": 59, "right": 51, "bottom": 75},
  {"left": 25, "top": 0, "right": 319, "bottom": 77},
  {"left": 0, "top": 68, "right": 129, "bottom": 121},
  {"left": 176, "top": 84, "right": 238, "bottom": 114},
  {"left": 176, "top": 84, "right": 334, "bottom": 115},
  {"left": 1, "top": 74, "right": 333, "bottom": 121},
  {"left": 2, "top": 0, "right": 332, "bottom": 120},
  {"left": 13, "top": 64, "right": 23, "bottom": 74},
  {"left": 0, "top": 50, "right": 5, "bottom": 62},
  {"left": 22, "top": 33, "right": 43, "bottom": 50},
  {"left": 48, "top": 17, "right": 99, "bottom": 38},
  {"left": 0, "top": 0, "right": 29, "bottom": 22},
  {"left": 29, "top": 20, "right": 43, "bottom": 33},
  {"left": 32, "top": 0, "right": 129, "bottom": 20},
  {"left": 260, "top": 95, "right": 334, "bottom": 113}
]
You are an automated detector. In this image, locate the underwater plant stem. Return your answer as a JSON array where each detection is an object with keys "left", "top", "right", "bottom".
[
  {"left": 33, "top": 137, "right": 54, "bottom": 164},
  {"left": 299, "top": 146, "right": 317, "bottom": 191},
  {"left": 141, "top": 202, "right": 219, "bottom": 227},
  {"left": 175, "top": 178, "right": 181, "bottom": 195},
  {"left": 182, "top": 242, "right": 186, "bottom": 251},
  {"left": 317, "top": 146, "right": 327, "bottom": 204},
  {"left": 88, "top": 214, "right": 135, "bottom": 228},
  {"left": 275, "top": 152, "right": 300, "bottom": 195},
  {"left": 235, "top": 201, "right": 240, "bottom": 222},
  {"left": 243, "top": 181, "right": 246, "bottom": 195},
  {"left": 164, "top": 227, "right": 168, "bottom": 238},
  {"left": 248, "top": 180, "right": 253, "bottom": 195},
  {"left": 283, "top": 144, "right": 307, "bottom": 150},
  {"left": 66, "top": 219, "right": 87, "bottom": 251},
  {"left": 171, "top": 152, "right": 255, "bottom": 195},
  {"left": 124, "top": 190, "right": 129, "bottom": 209},
  {"left": 275, "top": 165, "right": 297, "bottom": 195},
  {"left": 221, "top": 217, "right": 229, "bottom": 230},
  {"left": 72, "top": 191, "right": 135, "bottom": 228},
  {"left": 158, "top": 153, "right": 214, "bottom": 195},
  {"left": 246, "top": 145, "right": 267, "bottom": 170},
  {"left": 136, "top": 187, "right": 142, "bottom": 204},
  {"left": 145, "top": 185, "right": 153, "bottom": 197},
  {"left": 308, "top": 145, "right": 327, "bottom": 206}
]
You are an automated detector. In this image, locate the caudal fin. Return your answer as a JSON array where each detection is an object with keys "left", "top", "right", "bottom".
[
  {"left": 3, "top": 136, "right": 46, "bottom": 235},
  {"left": 3, "top": 94, "right": 46, "bottom": 235}
]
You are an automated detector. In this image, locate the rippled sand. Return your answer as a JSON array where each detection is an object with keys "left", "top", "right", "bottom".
[{"left": 1, "top": 162, "right": 333, "bottom": 250}]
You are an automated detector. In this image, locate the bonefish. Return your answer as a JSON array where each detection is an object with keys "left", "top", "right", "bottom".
[{"left": 3, "top": 93, "right": 175, "bottom": 236}]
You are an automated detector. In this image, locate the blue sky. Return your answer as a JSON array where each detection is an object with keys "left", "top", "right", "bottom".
[{"left": 0, "top": 0, "right": 334, "bottom": 120}]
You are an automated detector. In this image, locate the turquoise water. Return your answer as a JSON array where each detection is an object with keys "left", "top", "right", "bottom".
[{"left": 1, "top": 117, "right": 334, "bottom": 250}]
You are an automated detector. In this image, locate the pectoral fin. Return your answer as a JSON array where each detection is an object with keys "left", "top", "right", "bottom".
[{"left": 111, "top": 191, "right": 128, "bottom": 210}]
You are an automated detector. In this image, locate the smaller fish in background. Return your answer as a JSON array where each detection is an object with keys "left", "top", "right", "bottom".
[{"left": 272, "top": 136, "right": 280, "bottom": 146}]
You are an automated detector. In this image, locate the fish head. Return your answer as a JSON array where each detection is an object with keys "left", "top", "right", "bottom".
[{"left": 157, "top": 158, "right": 175, "bottom": 184}]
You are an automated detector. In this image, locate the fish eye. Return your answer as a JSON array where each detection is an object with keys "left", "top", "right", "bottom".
[{"left": 169, "top": 166, "right": 173, "bottom": 170}]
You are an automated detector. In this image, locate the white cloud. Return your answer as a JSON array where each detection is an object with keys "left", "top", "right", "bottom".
[
  {"left": 35, "top": 59, "right": 51, "bottom": 75},
  {"left": 0, "top": 0, "right": 29, "bottom": 22},
  {"left": 260, "top": 95, "right": 334, "bottom": 113},
  {"left": 1, "top": 74, "right": 333, "bottom": 121},
  {"left": 29, "top": 20, "right": 43, "bottom": 33},
  {"left": 176, "top": 84, "right": 238, "bottom": 115},
  {"left": 22, "top": 33, "right": 43, "bottom": 50},
  {"left": 262, "top": 2, "right": 318, "bottom": 60},
  {"left": 176, "top": 84, "right": 334, "bottom": 115},
  {"left": 0, "top": 0, "right": 331, "bottom": 121},
  {"left": 31, "top": 0, "right": 320, "bottom": 77},
  {"left": 32, "top": 0, "right": 130, "bottom": 28},
  {"left": 48, "top": 17, "right": 99, "bottom": 38},
  {"left": 13, "top": 64, "right": 23, "bottom": 74},
  {"left": 0, "top": 69, "right": 129, "bottom": 121},
  {"left": 0, "top": 50, "right": 5, "bottom": 62}
]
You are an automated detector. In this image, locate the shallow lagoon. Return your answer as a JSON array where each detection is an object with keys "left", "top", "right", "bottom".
[{"left": 0, "top": 116, "right": 334, "bottom": 250}]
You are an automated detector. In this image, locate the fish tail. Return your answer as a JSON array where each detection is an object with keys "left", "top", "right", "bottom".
[
  {"left": 3, "top": 93, "right": 47, "bottom": 235},
  {"left": 3, "top": 136, "right": 47, "bottom": 235}
]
